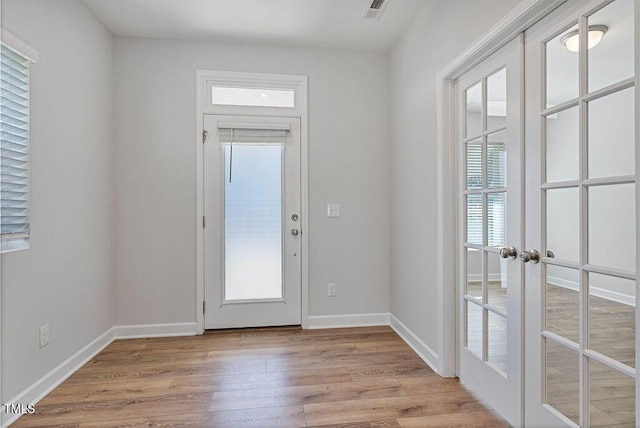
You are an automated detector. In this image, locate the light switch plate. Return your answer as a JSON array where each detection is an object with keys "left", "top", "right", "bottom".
[{"left": 327, "top": 204, "right": 340, "bottom": 218}]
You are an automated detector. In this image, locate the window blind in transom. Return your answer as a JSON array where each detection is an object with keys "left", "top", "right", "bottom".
[
  {"left": 1, "top": 45, "right": 30, "bottom": 239},
  {"left": 217, "top": 122, "right": 290, "bottom": 145}
]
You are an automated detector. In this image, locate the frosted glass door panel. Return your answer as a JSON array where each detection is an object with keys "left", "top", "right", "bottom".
[{"left": 224, "top": 145, "right": 283, "bottom": 301}]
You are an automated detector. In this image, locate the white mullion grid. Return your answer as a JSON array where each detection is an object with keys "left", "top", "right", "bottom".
[
  {"left": 579, "top": 14, "right": 589, "bottom": 427},
  {"left": 462, "top": 125, "right": 507, "bottom": 144},
  {"left": 542, "top": 99, "right": 580, "bottom": 117},
  {"left": 485, "top": 303, "right": 507, "bottom": 319},
  {"left": 583, "top": 264, "right": 636, "bottom": 281}
]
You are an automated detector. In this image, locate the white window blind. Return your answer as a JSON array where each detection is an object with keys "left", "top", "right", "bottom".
[
  {"left": 1, "top": 45, "right": 30, "bottom": 240},
  {"left": 466, "top": 142, "right": 505, "bottom": 246},
  {"left": 217, "top": 122, "right": 290, "bottom": 145}
]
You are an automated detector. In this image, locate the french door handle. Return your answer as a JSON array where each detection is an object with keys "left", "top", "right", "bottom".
[
  {"left": 520, "top": 249, "right": 540, "bottom": 264},
  {"left": 499, "top": 247, "right": 518, "bottom": 259}
]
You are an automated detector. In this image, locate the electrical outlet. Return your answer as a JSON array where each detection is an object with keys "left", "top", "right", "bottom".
[
  {"left": 39, "top": 324, "right": 50, "bottom": 348},
  {"left": 328, "top": 282, "right": 337, "bottom": 297}
]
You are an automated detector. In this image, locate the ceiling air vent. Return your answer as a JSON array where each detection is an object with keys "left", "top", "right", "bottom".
[{"left": 362, "top": 0, "right": 389, "bottom": 21}]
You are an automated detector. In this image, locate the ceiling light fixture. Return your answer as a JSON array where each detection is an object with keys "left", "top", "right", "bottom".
[{"left": 560, "top": 25, "right": 608, "bottom": 52}]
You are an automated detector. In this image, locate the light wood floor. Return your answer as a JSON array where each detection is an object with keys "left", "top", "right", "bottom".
[{"left": 13, "top": 326, "right": 506, "bottom": 427}]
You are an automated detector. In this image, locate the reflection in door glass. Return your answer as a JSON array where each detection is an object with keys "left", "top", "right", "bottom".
[
  {"left": 487, "top": 68, "right": 507, "bottom": 131},
  {"left": 224, "top": 145, "right": 283, "bottom": 301},
  {"left": 545, "top": 339, "right": 580, "bottom": 425},
  {"left": 546, "top": 23, "right": 579, "bottom": 107},
  {"left": 467, "top": 301, "right": 483, "bottom": 357},
  {"left": 588, "top": 0, "right": 635, "bottom": 92},
  {"left": 546, "top": 188, "right": 579, "bottom": 263},
  {"left": 488, "top": 311, "right": 507, "bottom": 373},
  {"left": 465, "top": 81, "right": 483, "bottom": 138},
  {"left": 589, "top": 184, "right": 636, "bottom": 272},
  {"left": 588, "top": 273, "right": 635, "bottom": 368},
  {"left": 588, "top": 87, "right": 635, "bottom": 179},
  {"left": 487, "top": 251, "right": 507, "bottom": 314},
  {"left": 589, "top": 359, "right": 635, "bottom": 427}
]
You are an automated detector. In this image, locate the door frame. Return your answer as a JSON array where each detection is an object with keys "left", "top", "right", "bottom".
[
  {"left": 436, "top": 0, "right": 567, "bottom": 377},
  {"left": 195, "top": 70, "right": 309, "bottom": 333}
]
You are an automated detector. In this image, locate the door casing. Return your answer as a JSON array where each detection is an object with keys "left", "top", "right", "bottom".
[{"left": 195, "top": 70, "right": 308, "bottom": 333}]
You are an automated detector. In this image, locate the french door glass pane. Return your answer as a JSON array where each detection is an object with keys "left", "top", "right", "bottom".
[
  {"left": 487, "top": 68, "right": 507, "bottom": 131},
  {"left": 589, "top": 359, "right": 636, "bottom": 427},
  {"left": 487, "top": 251, "right": 507, "bottom": 314},
  {"left": 546, "top": 265, "right": 580, "bottom": 344},
  {"left": 466, "top": 248, "right": 483, "bottom": 300},
  {"left": 466, "top": 138, "right": 483, "bottom": 189},
  {"left": 588, "top": 87, "right": 635, "bottom": 179},
  {"left": 466, "top": 194, "right": 483, "bottom": 246},
  {"left": 488, "top": 311, "right": 507, "bottom": 372},
  {"left": 588, "top": 273, "right": 635, "bottom": 368},
  {"left": 546, "top": 23, "right": 579, "bottom": 107},
  {"left": 588, "top": 0, "right": 635, "bottom": 92},
  {"left": 487, "top": 131, "right": 506, "bottom": 188},
  {"left": 546, "top": 188, "right": 580, "bottom": 263},
  {"left": 487, "top": 192, "right": 505, "bottom": 248},
  {"left": 588, "top": 184, "right": 636, "bottom": 272},
  {"left": 466, "top": 81, "right": 483, "bottom": 138},
  {"left": 546, "top": 106, "right": 579, "bottom": 183},
  {"left": 467, "top": 301, "right": 483, "bottom": 357},
  {"left": 224, "top": 145, "right": 283, "bottom": 301},
  {"left": 545, "top": 339, "right": 580, "bottom": 425}
]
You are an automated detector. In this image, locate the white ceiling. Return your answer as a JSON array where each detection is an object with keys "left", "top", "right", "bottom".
[{"left": 83, "top": 0, "right": 427, "bottom": 53}]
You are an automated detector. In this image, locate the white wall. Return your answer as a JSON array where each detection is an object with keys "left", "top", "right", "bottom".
[
  {"left": 1, "top": 0, "right": 114, "bottom": 400},
  {"left": 113, "top": 38, "right": 390, "bottom": 325},
  {"left": 389, "top": 1, "right": 518, "bottom": 357}
]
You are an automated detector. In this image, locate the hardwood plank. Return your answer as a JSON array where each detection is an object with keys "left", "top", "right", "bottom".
[
  {"left": 303, "top": 391, "right": 486, "bottom": 426},
  {"left": 397, "top": 410, "right": 508, "bottom": 427},
  {"left": 13, "top": 326, "right": 503, "bottom": 427},
  {"left": 209, "top": 379, "right": 406, "bottom": 411},
  {"left": 266, "top": 350, "right": 422, "bottom": 372},
  {"left": 168, "top": 367, "right": 353, "bottom": 393},
  {"left": 398, "top": 375, "right": 466, "bottom": 395},
  {"left": 348, "top": 361, "right": 434, "bottom": 381},
  {"left": 12, "top": 392, "right": 214, "bottom": 427},
  {"left": 309, "top": 420, "right": 401, "bottom": 428},
  {"left": 71, "top": 359, "right": 267, "bottom": 385},
  {"left": 37, "top": 379, "right": 173, "bottom": 406}
]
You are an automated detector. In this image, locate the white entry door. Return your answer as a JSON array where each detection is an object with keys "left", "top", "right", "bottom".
[
  {"left": 457, "top": 36, "right": 524, "bottom": 426},
  {"left": 524, "top": 0, "right": 638, "bottom": 426},
  {"left": 204, "top": 114, "right": 302, "bottom": 329}
]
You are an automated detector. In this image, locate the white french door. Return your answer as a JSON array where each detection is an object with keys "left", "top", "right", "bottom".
[
  {"left": 458, "top": 0, "right": 639, "bottom": 425},
  {"left": 457, "top": 36, "right": 524, "bottom": 426},
  {"left": 203, "top": 114, "right": 302, "bottom": 329},
  {"left": 524, "top": 0, "right": 638, "bottom": 426}
]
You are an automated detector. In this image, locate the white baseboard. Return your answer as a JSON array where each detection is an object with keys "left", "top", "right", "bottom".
[
  {"left": 307, "top": 313, "right": 390, "bottom": 329},
  {"left": 548, "top": 276, "right": 635, "bottom": 307},
  {"left": 1, "top": 328, "right": 116, "bottom": 428},
  {"left": 389, "top": 314, "right": 439, "bottom": 375},
  {"left": 114, "top": 322, "right": 198, "bottom": 339},
  {"left": 467, "top": 273, "right": 504, "bottom": 283}
]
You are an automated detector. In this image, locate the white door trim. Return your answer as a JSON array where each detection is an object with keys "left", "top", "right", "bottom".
[
  {"left": 435, "top": 0, "right": 566, "bottom": 377},
  {"left": 195, "top": 70, "right": 309, "bottom": 333}
]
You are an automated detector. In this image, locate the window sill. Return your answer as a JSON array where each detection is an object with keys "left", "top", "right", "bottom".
[{"left": 1, "top": 238, "right": 30, "bottom": 254}]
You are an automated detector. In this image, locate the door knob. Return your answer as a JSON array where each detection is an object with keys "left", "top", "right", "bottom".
[
  {"left": 520, "top": 249, "right": 540, "bottom": 264},
  {"left": 291, "top": 229, "right": 299, "bottom": 236},
  {"left": 499, "top": 247, "right": 518, "bottom": 259}
]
